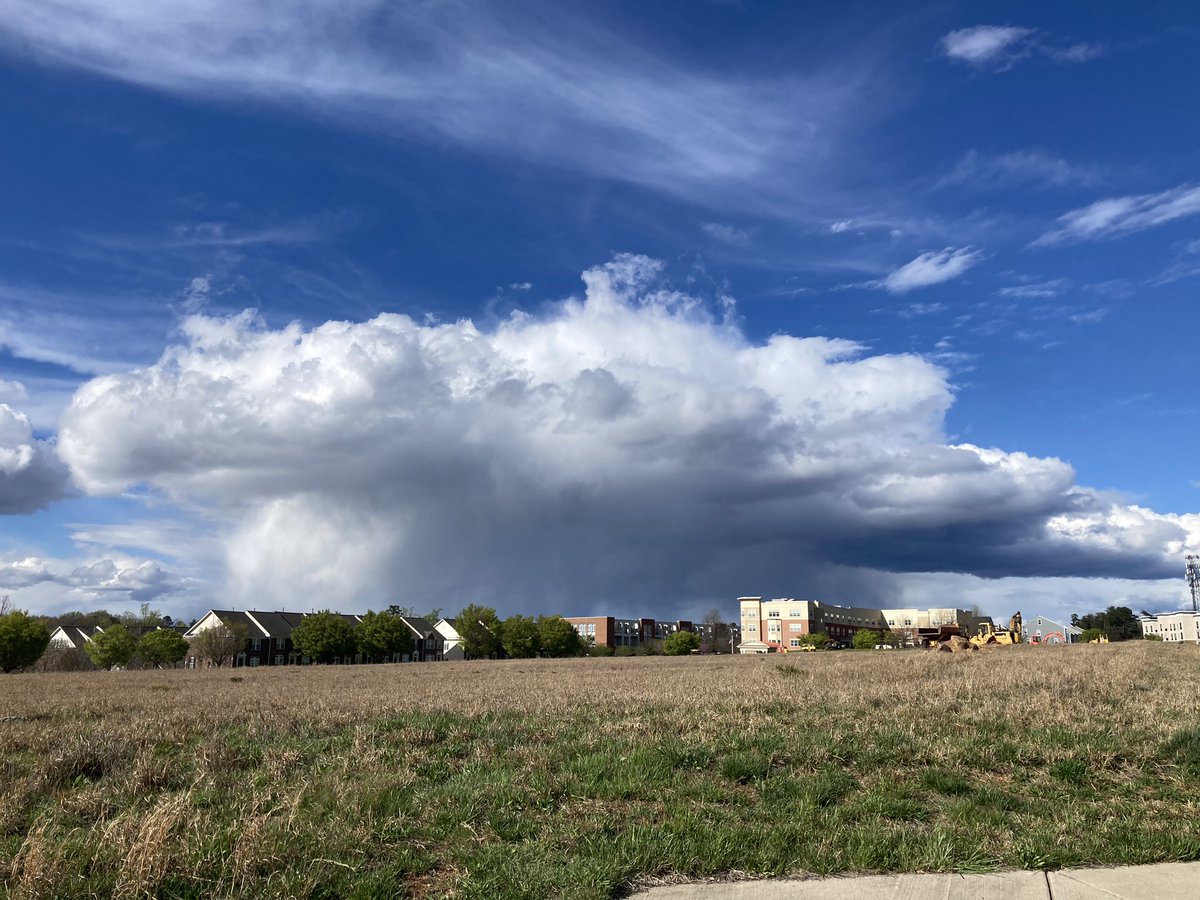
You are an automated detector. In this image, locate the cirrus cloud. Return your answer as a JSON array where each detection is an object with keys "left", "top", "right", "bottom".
[
  {"left": 873, "top": 247, "right": 984, "bottom": 294},
  {"left": 1034, "top": 184, "right": 1200, "bottom": 246}
]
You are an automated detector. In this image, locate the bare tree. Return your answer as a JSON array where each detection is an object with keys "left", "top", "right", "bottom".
[
  {"left": 703, "top": 607, "right": 730, "bottom": 654},
  {"left": 0, "top": 594, "right": 11, "bottom": 616},
  {"left": 191, "top": 621, "right": 248, "bottom": 668}
]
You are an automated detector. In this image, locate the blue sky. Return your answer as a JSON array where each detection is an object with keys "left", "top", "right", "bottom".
[{"left": 0, "top": 1, "right": 1196, "bottom": 623}]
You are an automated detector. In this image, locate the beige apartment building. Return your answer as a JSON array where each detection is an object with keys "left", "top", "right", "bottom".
[
  {"left": 879, "top": 607, "right": 991, "bottom": 643},
  {"left": 738, "top": 597, "right": 887, "bottom": 652},
  {"left": 738, "top": 597, "right": 991, "bottom": 652},
  {"left": 1139, "top": 611, "right": 1200, "bottom": 643}
]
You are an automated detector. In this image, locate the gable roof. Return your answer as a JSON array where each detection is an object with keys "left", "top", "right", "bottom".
[
  {"left": 399, "top": 616, "right": 435, "bottom": 638},
  {"left": 184, "top": 609, "right": 367, "bottom": 639},
  {"left": 49, "top": 625, "right": 103, "bottom": 649}
]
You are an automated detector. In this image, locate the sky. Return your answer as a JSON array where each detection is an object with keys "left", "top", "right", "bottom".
[{"left": 0, "top": 1, "right": 1197, "bottom": 626}]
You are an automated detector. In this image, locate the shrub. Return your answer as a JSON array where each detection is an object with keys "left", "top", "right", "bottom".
[
  {"left": 0, "top": 609, "right": 51, "bottom": 673},
  {"left": 84, "top": 624, "right": 139, "bottom": 670},
  {"left": 852, "top": 629, "right": 882, "bottom": 650},
  {"left": 663, "top": 630, "right": 701, "bottom": 656}
]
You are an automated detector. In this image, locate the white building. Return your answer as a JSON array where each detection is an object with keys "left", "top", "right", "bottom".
[
  {"left": 1139, "top": 611, "right": 1200, "bottom": 643},
  {"left": 434, "top": 618, "right": 464, "bottom": 661}
]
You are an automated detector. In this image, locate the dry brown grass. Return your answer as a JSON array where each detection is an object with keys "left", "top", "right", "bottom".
[{"left": 1, "top": 642, "right": 1199, "bottom": 898}]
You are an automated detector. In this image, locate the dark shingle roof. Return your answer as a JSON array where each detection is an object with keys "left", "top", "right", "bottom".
[{"left": 400, "top": 616, "right": 435, "bottom": 638}]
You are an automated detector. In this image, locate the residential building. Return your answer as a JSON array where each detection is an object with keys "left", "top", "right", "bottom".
[
  {"left": 183, "top": 609, "right": 442, "bottom": 667},
  {"left": 739, "top": 597, "right": 888, "bottom": 652},
  {"left": 738, "top": 597, "right": 991, "bottom": 652},
  {"left": 398, "top": 616, "right": 444, "bottom": 662},
  {"left": 434, "top": 618, "right": 464, "bottom": 661},
  {"left": 1139, "top": 611, "right": 1200, "bottom": 643},
  {"left": 880, "top": 607, "right": 992, "bottom": 644},
  {"left": 565, "top": 615, "right": 738, "bottom": 651},
  {"left": 1021, "top": 615, "right": 1082, "bottom": 644},
  {"left": 47, "top": 624, "right": 104, "bottom": 651}
]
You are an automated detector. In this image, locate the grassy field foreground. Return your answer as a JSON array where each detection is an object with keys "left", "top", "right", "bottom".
[{"left": 3, "top": 644, "right": 1200, "bottom": 898}]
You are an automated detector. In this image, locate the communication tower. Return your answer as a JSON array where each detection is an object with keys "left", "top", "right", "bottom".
[{"left": 1187, "top": 555, "right": 1200, "bottom": 615}]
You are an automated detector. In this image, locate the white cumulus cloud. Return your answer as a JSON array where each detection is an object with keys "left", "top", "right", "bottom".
[
  {"left": 0, "top": 403, "right": 70, "bottom": 514},
  {"left": 54, "top": 256, "right": 1198, "bottom": 619},
  {"left": 0, "top": 553, "right": 192, "bottom": 616}
]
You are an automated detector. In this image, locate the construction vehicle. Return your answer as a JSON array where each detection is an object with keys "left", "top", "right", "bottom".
[{"left": 970, "top": 611, "right": 1023, "bottom": 647}]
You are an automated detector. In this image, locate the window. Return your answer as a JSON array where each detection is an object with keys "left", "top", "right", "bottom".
[
  {"left": 249, "top": 657, "right": 259, "bottom": 667},
  {"left": 790, "top": 623, "right": 804, "bottom": 631},
  {"left": 274, "top": 655, "right": 284, "bottom": 666},
  {"left": 249, "top": 638, "right": 262, "bottom": 651},
  {"left": 790, "top": 639, "right": 800, "bottom": 648},
  {"left": 768, "top": 611, "right": 780, "bottom": 618}
]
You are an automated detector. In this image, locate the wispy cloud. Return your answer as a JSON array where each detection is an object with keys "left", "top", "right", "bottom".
[
  {"left": 871, "top": 247, "right": 983, "bottom": 294},
  {"left": 0, "top": 1, "right": 866, "bottom": 214},
  {"left": 941, "top": 25, "right": 1104, "bottom": 70},
  {"left": 1034, "top": 184, "right": 1200, "bottom": 246},
  {"left": 996, "top": 279, "right": 1067, "bottom": 299},
  {"left": 81, "top": 218, "right": 347, "bottom": 253},
  {"left": 1069, "top": 308, "right": 1109, "bottom": 325},
  {"left": 701, "top": 222, "right": 751, "bottom": 246},
  {"left": 897, "top": 302, "right": 947, "bottom": 318},
  {"left": 937, "top": 150, "right": 1105, "bottom": 191},
  {"left": 941, "top": 26, "right": 1035, "bottom": 67}
]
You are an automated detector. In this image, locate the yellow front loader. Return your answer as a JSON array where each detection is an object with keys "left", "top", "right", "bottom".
[{"left": 970, "top": 611, "right": 1023, "bottom": 647}]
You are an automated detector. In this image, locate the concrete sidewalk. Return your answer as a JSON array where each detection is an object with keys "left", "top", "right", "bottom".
[{"left": 634, "top": 861, "right": 1199, "bottom": 898}]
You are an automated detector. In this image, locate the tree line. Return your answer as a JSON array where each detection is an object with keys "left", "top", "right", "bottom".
[{"left": 1, "top": 597, "right": 729, "bottom": 673}]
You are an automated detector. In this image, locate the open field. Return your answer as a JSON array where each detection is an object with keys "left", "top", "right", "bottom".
[{"left": 3, "top": 643, "right": 1200, "bottom": 899}]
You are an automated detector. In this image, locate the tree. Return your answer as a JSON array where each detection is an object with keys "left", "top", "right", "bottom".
[
  {"left": 703, "top": 607, "right": 731, "bottom": 654},
  {"left": 1144, "top": 633, "right": 1163, "bottom": 641},
  {"left": 537, "top": 615, "right": 583, "bottom": 657},
  {"left": 292, "top": 611, "right": 358, "bottom": 664},
  {"left": 852, "top": 629, "right": 883, "bottom": 650},
  {"left": 118, "top": 602, "right": 163, "bottom": 628},
  {"left": 40, "top": 609, "right": 120, "bottom": 629},
  {"left": 357, "top": 610, "right": 414, "bottom": 661},
  {"left": 797, "top": 632, "right": 828, "bottom": 649},
  {"left": 1073, "top": 606, "right": 1141, "bottom": 642},
  {"left": 500, "top": 615, "right": 540, "bottom": 658},
  {"left": 192, "top": 621, "right": 248, "bottom": 667},
  {"left": 139, "top": 629, "right": 189, "bottom": 668},
  {"left": 456, "top": 604, "right": 502, "bottom": 659},
  {"left": 85, "top": 623, "right": 139, "bottom": 670},
  {"left": 0, "top": 608, "right": 51, "bottom": 673},
  {"left": 663, "top": 630, "right": 701, "bottom": 655},
  {"left": 388, "top": 604, "right": 444, "bottom": 622}
]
